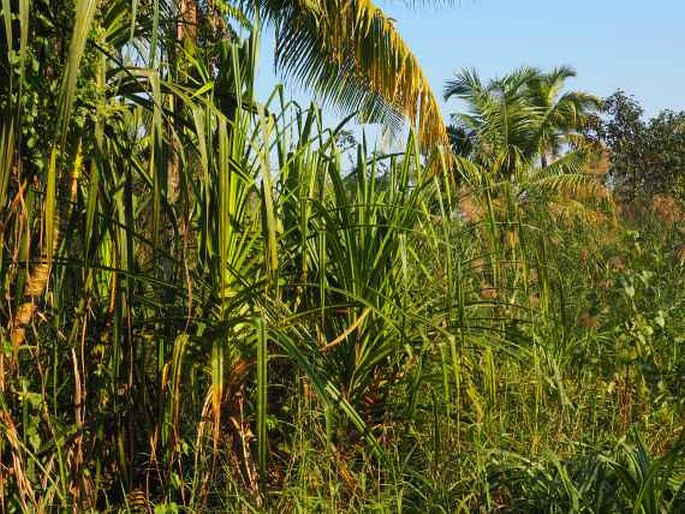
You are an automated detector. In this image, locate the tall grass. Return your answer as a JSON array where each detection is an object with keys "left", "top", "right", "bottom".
[{"left": 1, "top": 2, "right": 684, "bottom": 512}]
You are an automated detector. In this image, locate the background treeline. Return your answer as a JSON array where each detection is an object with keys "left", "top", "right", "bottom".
[{"left": 1, "top": 1, "right": 684, "bottom": 512}]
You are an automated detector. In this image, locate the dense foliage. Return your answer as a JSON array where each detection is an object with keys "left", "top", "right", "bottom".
[
  {"left": 1, "top": 1, "right": 684, "bottom": 512},
  {"left": 599, "top": 91, "right": 685, "bottom": 200}
]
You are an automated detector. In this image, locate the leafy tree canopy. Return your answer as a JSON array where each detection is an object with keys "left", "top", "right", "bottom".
[{"left": 599, "top": 90, "right": 685, "bottom": 200}]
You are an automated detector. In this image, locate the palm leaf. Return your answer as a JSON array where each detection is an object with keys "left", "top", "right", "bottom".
[{"left": 260, "top": 0, "right": 449, "bottom": 149}]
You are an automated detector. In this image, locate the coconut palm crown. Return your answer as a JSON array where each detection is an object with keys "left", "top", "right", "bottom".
[{"left": 444, "top": 66, "right": 601, "bottom": 178}]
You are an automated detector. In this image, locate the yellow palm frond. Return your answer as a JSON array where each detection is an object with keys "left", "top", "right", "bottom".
[{"left": 264, "top": 0, "right": 448, "bottom": 150}]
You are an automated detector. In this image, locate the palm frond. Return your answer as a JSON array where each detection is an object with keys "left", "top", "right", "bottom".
[{"left": 261, "top": 0, "right": 448, "bottom": 149}]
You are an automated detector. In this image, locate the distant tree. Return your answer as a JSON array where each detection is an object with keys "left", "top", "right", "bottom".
[
  {"left": 444, "top": 66, "right": 600, "bottom": 180},
  {"left": 601, "top": 91, "right": 685, "bottom": 199},
  {"left": 444, "top": 66, "right": 541, "bottom": 178},
  {"left": 525, "top": 66, "right": 602, "bottom": 167}
]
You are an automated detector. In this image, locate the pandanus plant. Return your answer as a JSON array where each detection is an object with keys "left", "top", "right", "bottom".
[{"left": 0, "top": 0, "right": 459, "bottom": 508}]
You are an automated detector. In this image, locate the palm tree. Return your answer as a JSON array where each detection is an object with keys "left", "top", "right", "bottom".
[
  {"left": 444, "top": 66, "right": 601, "bottom": 178},
  {"left": 444, "top": 66, "right": 541, "bottom": 179},
  {"left": 525, "top": 66, "right": 602, "bottom": 167},
  {"left": 443, "top": 66, "right": 607, "bottom": 234}
]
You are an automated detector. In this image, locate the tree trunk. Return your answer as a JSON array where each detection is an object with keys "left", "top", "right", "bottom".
[
  {"left": 176, "top": 0, "right": 198, "bottom": 42},
  {"left": 168, "top": 1, "right": 198, "bottom": 204}
]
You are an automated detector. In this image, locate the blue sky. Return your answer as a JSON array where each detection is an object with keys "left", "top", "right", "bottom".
[{"left": 254, "top": 1, "right": 684, "bottom": 125}]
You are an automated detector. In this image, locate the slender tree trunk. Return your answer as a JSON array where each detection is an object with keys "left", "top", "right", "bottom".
[
  {"left": 176, "top": 0, "right": 198, "bottom": 42},
  {"left": 168, "top": 1, "right": 198, "bottom": 204}
]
